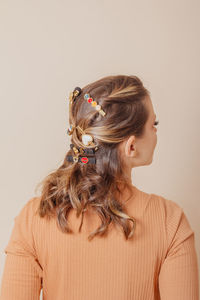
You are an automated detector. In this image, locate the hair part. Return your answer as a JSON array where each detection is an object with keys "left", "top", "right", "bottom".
[{"left": 35, "top": 74, "right": 150, "bottom": 241}]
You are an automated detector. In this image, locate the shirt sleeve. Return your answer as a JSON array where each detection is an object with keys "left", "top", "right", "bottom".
[
  {"left": 158, "top": 199, "right": 199, "bottom": 300},
  {"left": 0, "top": 198, "right": 43, "bottom": 300}
]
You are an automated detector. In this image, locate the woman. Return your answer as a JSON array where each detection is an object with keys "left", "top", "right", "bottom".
[{"left": 0, "top": 75, "right": 199, "bottom": 299}]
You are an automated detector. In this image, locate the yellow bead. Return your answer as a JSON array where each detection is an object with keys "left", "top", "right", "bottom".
[{"left": 91, "top": 101, "right": 97, "bottom": 107}]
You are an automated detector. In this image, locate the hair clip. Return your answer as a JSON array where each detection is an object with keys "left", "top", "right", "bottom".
[
  {"left": 67, "top": 124, "right": 75, "bottom": 136},
  {"left": 69, "top": 87, "right": 82, "bottom": 104},
  {"left": 66, "top": 154, "right": 96, "bottom": 164},
  {"left": 67, "top": 87, "right": 82, "bottom": 136},
  {"left": 76, "top": 125, "right": 97, "bottom": 148},
  {"left": 84, "top": 93, "right": 106, "bottom": 117},
  {"left": 70, "top": 144, "right": 96, "bottom": 155},
  {"left": 66, "top": 87, "right": 102, "bottom": 165},
  {"left": 66, "top": 142, "right": 98, "bottom": 165},
  {"left": 67, "top": 124, "right": 98, "bottom": 151}
]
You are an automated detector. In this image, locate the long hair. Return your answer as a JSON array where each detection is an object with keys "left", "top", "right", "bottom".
[{"left": 35, "top": 74, "right": 150, "bottom": 241}]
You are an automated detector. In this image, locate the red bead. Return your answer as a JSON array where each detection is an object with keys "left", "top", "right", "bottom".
[
  {"left": 81, "top": 157, "right": 88, "bottom": 164},
  {"left": 88, "top": 98, "right": 93, "bottom": 103}
]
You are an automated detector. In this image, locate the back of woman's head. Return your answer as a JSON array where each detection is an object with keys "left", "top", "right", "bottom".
[{"left": 35, "top": 74, "right": 150, "bottom": 241}]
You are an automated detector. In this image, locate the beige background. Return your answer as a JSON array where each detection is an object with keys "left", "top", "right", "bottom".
[{"left": 0, "top": 0, "right": 199, "bottom": 296}]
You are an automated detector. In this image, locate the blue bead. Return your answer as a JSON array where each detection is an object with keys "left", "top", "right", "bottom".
[{"left": 84, "top": 94, "right": 90, "bottom": 100}]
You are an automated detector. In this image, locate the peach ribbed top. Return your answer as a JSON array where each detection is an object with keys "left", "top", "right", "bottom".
[{"left": 0, "top": 185, "right": 199, "bottom": 299}]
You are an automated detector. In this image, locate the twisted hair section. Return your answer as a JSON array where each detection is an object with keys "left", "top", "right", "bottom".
[{"left": 35, "top": 74, "right": 150, "bottom": 241}]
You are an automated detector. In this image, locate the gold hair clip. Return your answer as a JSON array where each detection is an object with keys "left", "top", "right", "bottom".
[
  {"left": 84, "top": 93, "right": 106, "bottom": 117},
  {"left": 76, "top": 125, "right": 96, "bottom": 147},
  {"left": 69, "top": 87, "right": 82, "bottom": 105}
]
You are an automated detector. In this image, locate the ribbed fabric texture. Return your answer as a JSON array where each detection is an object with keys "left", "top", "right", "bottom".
[{"left": 0, "top": 186, "right": 199, "bottom": 300}]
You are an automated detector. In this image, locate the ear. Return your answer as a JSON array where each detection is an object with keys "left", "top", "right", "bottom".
[{"left": 124, "top": 135, "right": 137, "bottom": 157}]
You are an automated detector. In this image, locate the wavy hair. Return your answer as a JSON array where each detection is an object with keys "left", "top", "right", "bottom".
[{"left": 35, "top": 74, "right": 150, "bottom": 241}]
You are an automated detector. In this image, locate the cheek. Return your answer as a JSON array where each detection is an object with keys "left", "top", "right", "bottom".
[
  {"left": 155, "top": 133, "right": 157, "bottom": 145},
  {"left": 150, "top": 128, "right": 157, "bottom": 145}
]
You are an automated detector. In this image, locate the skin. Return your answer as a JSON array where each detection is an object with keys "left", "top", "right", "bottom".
[{"left": 119, "top": 96, "right": 158, "bottom": 185}]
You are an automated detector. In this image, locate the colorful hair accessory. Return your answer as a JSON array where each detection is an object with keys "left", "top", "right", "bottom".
[
  {"left": 66, "top": 124, "right": 98, "bottom": 149},
  {"left": 67, "top": 124, "right": 75, "bottom": 136},
  {"left": 84, "top": 93, "right": 106, "bottom": 116},
  {"left": 73, "top": 125, "right": 94, "bottom": 147},
  {"left": 66, "top": 86, "right": 106, "bottom": 165},
  {"left": 66, "top": 154, "right": 96, "bottom": 164},
  {"left": 70, "top": 144, "right": 96, "bottom": 155},
  {"left": 66, "top": 143, "right": 97, "bottom": 165}
]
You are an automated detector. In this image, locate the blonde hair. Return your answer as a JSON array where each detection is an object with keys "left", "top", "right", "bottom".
[{"left": 35, "top": 74, "right": 150, "bottom": 241}]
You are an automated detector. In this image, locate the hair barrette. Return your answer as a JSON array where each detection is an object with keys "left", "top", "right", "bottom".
[
  {"left": 66, "top": 143, "right": 97, "bottom": 165},
  {"left": 70, "top": 143, "right": 97, "bottom": 154},
  {"left": 66, "top": 154, "right": 96, "bottom": 164},
  {"left": 66, "top": 86, "right": 106, "bottom": 165},
  {"left": 84, "top": 93, "right": 106, "bottom": 117},
  {"left": 69, "top": 87, "right": 82, "bottom": 104}
]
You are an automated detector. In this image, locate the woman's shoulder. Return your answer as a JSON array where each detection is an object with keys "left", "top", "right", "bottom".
[
  {"left": 4, "top": 196, "right": 42, "bottom": 258},
  {"left": 142, "top": 190, "right": 194, "bottom": 236},
  {"left": 15, "top": 196, "right": 42, "bottom": 222},
  {"left": 137, "top": 187, "right": 184, "bottom": 215},
  {"left": 137, "top": 189, "right": 195, "bottom": 247},
  {"left": 149, "top": 192, "right": 186, "bottom": 223},
  {"left": 132, "top": 187, "right": 185, "bottom": 222}
]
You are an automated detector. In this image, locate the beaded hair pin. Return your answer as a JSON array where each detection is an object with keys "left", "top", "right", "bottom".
[
  {"left": 84, "top": 93, "right": 106, "bottom": 117},
  {"left": 66, "top": 87, "right": 106, "bottom": 164}
]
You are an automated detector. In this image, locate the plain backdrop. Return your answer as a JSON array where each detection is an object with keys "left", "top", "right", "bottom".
[{"left": 0, "top": 0, "right": 200, "bottom": 296}]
